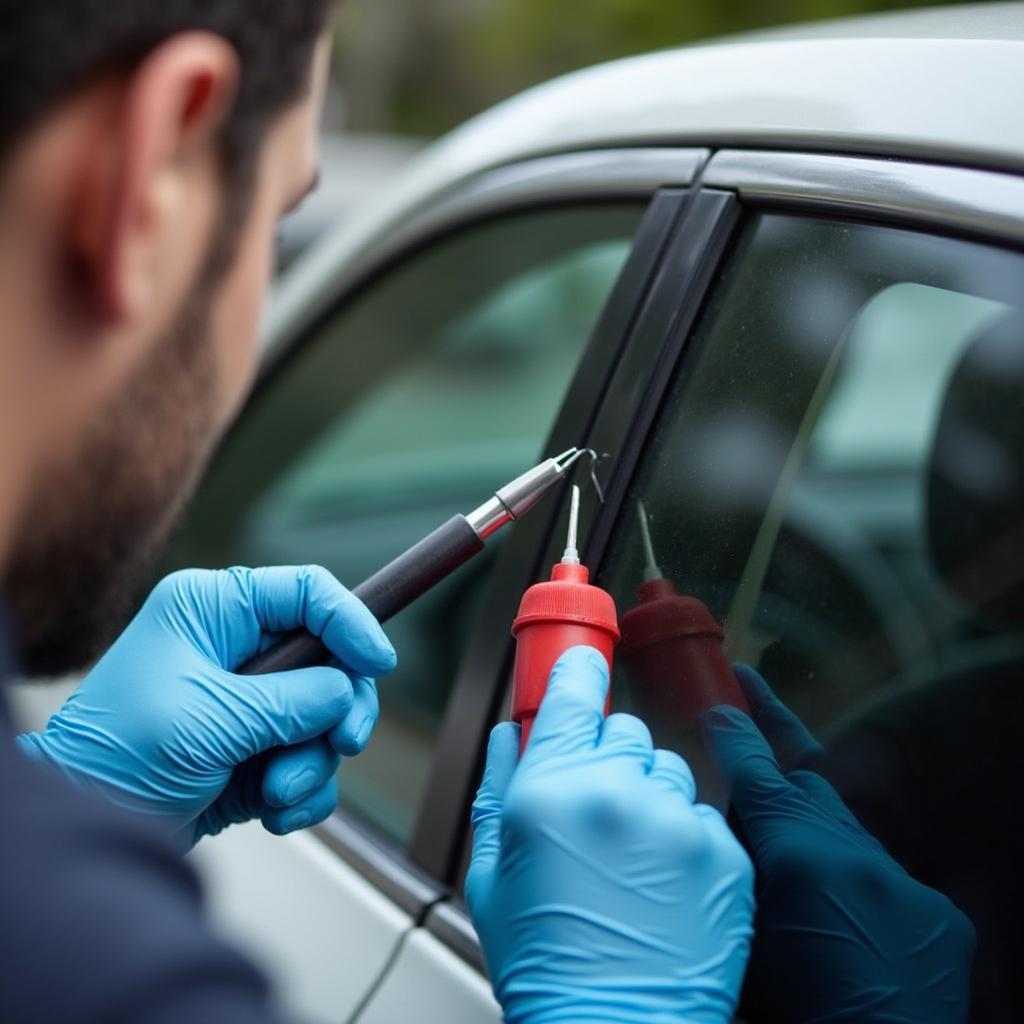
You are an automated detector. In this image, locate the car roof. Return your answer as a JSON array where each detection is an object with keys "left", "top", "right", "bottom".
[
  {"left": 435, "top": 2, "right": 1024, "bottom": 176},
  {"left": 728, "top": 1, "right": 1024, "bottom": 41},
  {"left": 271, "top": 3, "right": 1024, "bottom": 346}
]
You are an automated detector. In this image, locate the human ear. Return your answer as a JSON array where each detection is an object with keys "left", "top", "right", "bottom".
[{"left": 71, "top": 33, "right": 240, "bottom": 322}]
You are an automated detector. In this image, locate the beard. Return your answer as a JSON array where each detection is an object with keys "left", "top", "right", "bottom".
[{"left": 3, "top": 281, "right": 221, "bottom": 678}]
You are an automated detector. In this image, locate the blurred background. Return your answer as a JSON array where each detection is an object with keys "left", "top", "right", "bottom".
[{"left": 281, "top": 0, "right": 967, "bottom": 263}]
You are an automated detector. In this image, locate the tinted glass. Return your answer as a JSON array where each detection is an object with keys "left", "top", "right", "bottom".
[
  {"left": 172, "top": 204, "right": 645, "bottom": 845},
  {"left": 600, "top": 214, "right": 1024, "bottom": 1018}
]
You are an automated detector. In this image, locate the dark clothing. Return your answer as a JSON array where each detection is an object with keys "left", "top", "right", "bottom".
[{"left": 0, "top": 618, "right": 282, "bottom": 1023}]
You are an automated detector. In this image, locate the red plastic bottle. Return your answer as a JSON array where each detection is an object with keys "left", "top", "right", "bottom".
[{"left": 511, "top": 487, "right": 620, "bottom": 751}]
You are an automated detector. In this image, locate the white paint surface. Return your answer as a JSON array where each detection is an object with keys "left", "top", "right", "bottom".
[
  {"left": 190, "top": 824, "right": 412, "bottom": 1024},
  {"left": 356, "top": 928, "right": 502, "bottom": 1024}
]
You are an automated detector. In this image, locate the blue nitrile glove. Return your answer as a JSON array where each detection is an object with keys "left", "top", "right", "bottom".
[
  {"left": 17, "top": 567, "right": 395, "bottom": 850},
  {"left": 703, "top": 666, "right": 975, "bottom": 1023},
  {"left": 466, "top": 646, "right": 755, "bottom": 1024}
]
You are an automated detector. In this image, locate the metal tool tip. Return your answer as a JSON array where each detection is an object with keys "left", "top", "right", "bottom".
[
  {"left": 552, "top": 447, "right": 582, "bottom": 470},
  {"left": 551, "top": 446, "right": 607, "bottom": 505}
]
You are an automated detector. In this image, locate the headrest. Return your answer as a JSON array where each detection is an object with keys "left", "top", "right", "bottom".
[{"left": 928, "top": 310, "right": 1024, "bottom": 625}]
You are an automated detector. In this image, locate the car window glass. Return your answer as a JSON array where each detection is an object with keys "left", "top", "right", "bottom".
[
  {"left": 598, "top": 214, "right": 1024, "bottom": 1019},
  {"left": 249, "top": 241, "right": 626, "bottom": 530},
  {"left": 171, "top": 204, "right": 645, "bottom": 846},
  {"left": 810, "top": 283, "right": 1004, "bottom": 470}
]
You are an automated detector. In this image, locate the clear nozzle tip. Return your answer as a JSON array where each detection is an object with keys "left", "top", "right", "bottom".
[{"left": 562, "top": 485, "right": 582, "bottom": 565}]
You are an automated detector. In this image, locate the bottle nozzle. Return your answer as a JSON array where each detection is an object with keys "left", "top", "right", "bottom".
[{"left": 562, "top": 485, "right": 582, "bottom": 565}]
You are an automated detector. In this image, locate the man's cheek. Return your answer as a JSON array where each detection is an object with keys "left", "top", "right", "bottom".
[{"left": 209, "top": 226, "right": 274, "bottom": 426}]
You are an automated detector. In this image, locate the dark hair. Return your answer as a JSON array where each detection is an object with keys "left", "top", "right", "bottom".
[
  {"left": 0, "top": 2, "right": 334, "bottom": 192},
  {"left": 0, "top": 2, "right": 334, "bottom": 286}
]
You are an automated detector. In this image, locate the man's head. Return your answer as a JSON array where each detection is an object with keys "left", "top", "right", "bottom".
[{"left": 0, "top": 3, "right": 335, "bottom": 675}]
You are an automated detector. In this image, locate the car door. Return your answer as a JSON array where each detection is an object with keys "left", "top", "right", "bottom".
[
  {"left": 171, "top": 149, "right": 710, "bottom": 1023},
  {"left": 558, "top": 153, "right": 1024, "bottom": 1022}
]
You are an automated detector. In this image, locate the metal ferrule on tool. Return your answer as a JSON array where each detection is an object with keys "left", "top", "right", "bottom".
[{"left": 467, "top": 448, "right": 591, "bottom": 540}]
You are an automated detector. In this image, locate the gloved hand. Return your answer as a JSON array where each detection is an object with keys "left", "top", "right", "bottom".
[
  {"left": 703, "top": 666, "right": 976, "bottom": 1023},
  {"left": 17, "top": 567, "right": 396, "bottom": 850},
  {"left": 467, "top": 646, "right": 754, "bottom": 1024}
]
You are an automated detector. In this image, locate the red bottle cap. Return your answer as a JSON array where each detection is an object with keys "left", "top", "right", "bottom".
[
  {"left": 512, "top": 562, "right": 621, "bottom": 640},
  {"left": 511, "top": 561, "right": 620, "bottom": 750}
]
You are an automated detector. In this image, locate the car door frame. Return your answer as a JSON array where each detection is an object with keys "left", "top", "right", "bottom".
[{"left": 414, "top": 149, "right": 1024, "bottom": 974}]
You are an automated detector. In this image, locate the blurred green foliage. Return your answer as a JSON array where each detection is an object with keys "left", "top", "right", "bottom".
[{"left": 333, "top": 0, "right": 966, "bottom": 137}]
